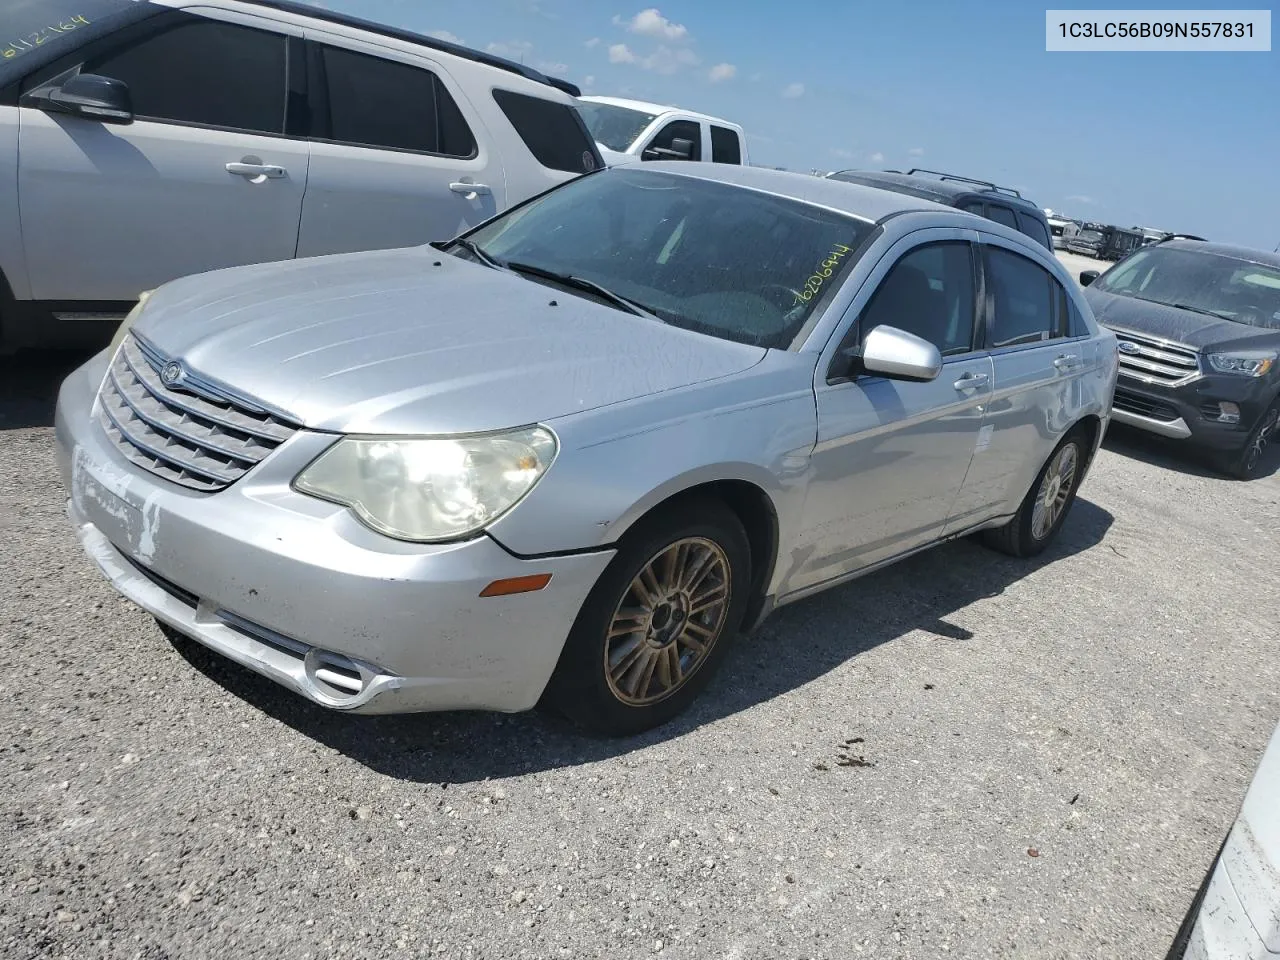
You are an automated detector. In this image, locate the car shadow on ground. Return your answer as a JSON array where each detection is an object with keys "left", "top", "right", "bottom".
[
  {"left": 169, "top": 497, "right": 1115, "bottom": 785},
  {"left": 0, "top": 349, "right": 93, "bottom": 430},
  {"left": 1103, "top": 422, "right": 1280, "bottom": 481}
]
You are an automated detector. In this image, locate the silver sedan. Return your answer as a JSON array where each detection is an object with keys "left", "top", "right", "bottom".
[{"left": 55, "top": 163, "right": 1119, "bottom": 736}]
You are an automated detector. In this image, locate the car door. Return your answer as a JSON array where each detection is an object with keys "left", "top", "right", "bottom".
[
  {"left": 945, "top": 236, "right": 1094, "bottom": 531},
  {"left": 16, "top": 8, "right": 307, "bottom": 304},
  {"left": 295, "top": 35, "right": 506, "bottom": 258},
  {"left": 790, "top": 231, "right": 993, "bottom": 594}
]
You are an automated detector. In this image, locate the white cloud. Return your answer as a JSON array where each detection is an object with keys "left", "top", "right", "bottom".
[
  {"left": 486, "top": 39, "right": 534, "bottom": 59},
  {"left": 1066, "top": 194, "right": 1096, "bottom": 205},
  {"left": 428, "top": 29, "right": 461, "bottom": 43},
  {"left": 613, "top": 8, "right": 690, "bottom": 42},
  {"left": 585, "top": 36, "right": 600, "bottom": 48},
  {"left": 908, "top": 147, "right": 925, "bottom": 157},
  {"left": 609, "top": 42, "right": 698, "bottom": 74},
  {"left": 781, "top": 82, "right": 805, "bottom": 99},
  {"left": 869, "top": 151, "right": 885, "bottom": 163},
  {"left": 708, "top": 62, "right": 736, "bottom": 83}
]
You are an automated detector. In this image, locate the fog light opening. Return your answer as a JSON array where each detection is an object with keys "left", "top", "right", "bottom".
[
  {"left": 1215, "top": 401, "right": 1241, "bottom": 424},
  {"left": 303, "top": 648, "right": 370, "bottom": 703}
]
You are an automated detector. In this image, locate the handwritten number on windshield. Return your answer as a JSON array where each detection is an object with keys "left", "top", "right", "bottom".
[
  {"left": 794, "top": 243, "right": 855, "bottom": 305},
  {"left": 3, "top": 16, "right": 91, "bottom": 61}
]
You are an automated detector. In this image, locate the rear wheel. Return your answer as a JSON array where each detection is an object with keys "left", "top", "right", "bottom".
[
  {"left": 983, "top": 430, "right": 1087, "bottom": 558},
  {"left": 544, "top": 498, "right": 751, "bottom": 737},
  {"left": 1221, "top": 399, "right": 1279, "bottom": 480}
]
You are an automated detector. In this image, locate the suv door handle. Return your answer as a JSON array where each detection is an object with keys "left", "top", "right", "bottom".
[
  {"left": 449, "top": 181, "right": 492, "bottom": 199},
  {"left": 1053, "top": 354, "right": 1082, "bottom": 370},
  {"left": 953, "top": 372, "right": 989, "bottom": 391},
  {"left": 226, "top": 161, "right": 286, "bottom": 180}
]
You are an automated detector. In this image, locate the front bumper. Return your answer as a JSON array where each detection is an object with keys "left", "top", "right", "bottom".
[
  {"left": 1109, "top": 372, "right": 1275, "bottom": 453},
  {"left": 55, "top": 353, "right": 615, "bottom": 715}
]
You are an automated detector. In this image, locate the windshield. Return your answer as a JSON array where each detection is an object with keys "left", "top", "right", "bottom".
[
  {"left": 575, "top": 101, "right": 659, "bottom": 153},
  {"left": 458, "top": 168, "right": 874, "bottom": 349},
  {"left": 1, "top": 0, "right": 137, "bottom": 78},
  {"left": 1095, "top": 247, "right": 1280, "bottom": 330}
]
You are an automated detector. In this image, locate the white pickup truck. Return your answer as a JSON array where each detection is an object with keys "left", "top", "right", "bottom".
[{"left": 575, "top": 96, "right": 748, "bottom": 167}]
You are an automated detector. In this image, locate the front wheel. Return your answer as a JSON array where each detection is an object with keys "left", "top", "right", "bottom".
[
  {"left": 1221, "top": 400, "right": 1279, "bottom": 480},
  {"left": 983, "top": 431, "right": 1086, "bottom": 558},
  {"left": 543, "top": 498, "right": 751, "bottom": 737}
]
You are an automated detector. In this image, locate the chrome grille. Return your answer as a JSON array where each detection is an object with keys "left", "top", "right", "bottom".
[
  {"left": 1110, "top": 329, "right": 1200, "bottom": 385},
  {"left": 97, "top": 335, "right": 299, "bottom": 492}
]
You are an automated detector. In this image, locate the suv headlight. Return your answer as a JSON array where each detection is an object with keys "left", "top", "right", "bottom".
[
  {"left": 1206, "top": 351, "right": 1276, "bottom": 377},
  {"left": 293, "top": 427, "right": 557, "bottom": 542},
  {"left": 107, "top": 290, "right": 155, "bottom": 359}
]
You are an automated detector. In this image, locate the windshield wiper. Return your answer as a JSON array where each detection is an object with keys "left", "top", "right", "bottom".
[
  {"left": 1170, "top": 302, "right": 1232, "bottom": 321},
  {"left": 503, "top": 261, "right": 665, "bottom": 322},
  {"left": 450, "top": 238, "right": 507, "bottom": 271}
]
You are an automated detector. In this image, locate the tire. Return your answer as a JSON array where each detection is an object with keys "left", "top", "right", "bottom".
[
  {"left": 543, "top": 497, "right": 751, "bottom": 737},
  {"left": 1221, "top": 399, "right": 1279, "bottom": 481},
  {"left": 982, "top": 429, "right": 1088, "bottom": 558}
]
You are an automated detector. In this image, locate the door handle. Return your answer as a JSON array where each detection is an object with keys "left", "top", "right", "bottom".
[
  {"left": 953, "top": 372, "right": 989, "bottom": 391},
  {"left": 1053, "top": 354, "right": 1082, "bottom": 371},
  {"left": 226, "top": 161, "right": 286, "bottom": 180},
  {"left": 449, "top": 181, "right": 492, "bottom": 199}
]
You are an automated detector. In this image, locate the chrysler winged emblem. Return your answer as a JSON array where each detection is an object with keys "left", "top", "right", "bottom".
[{"left": 161, "top": 360, "right": 184, "bottom": 386}]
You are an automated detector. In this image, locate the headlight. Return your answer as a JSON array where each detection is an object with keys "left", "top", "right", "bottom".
[
  {"left": 107, "top": 290, "right": 155, "bottom": 359},
  {"left": 293, "top": 427, "right": 558, "bottom": 542},
  {"left": 1206, "top": 351, "right": 1276, "bottom": 377}
]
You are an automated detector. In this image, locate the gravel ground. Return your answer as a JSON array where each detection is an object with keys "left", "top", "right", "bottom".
[{"left": 2, "top": 346, "right": 1279, "bottom": 960}]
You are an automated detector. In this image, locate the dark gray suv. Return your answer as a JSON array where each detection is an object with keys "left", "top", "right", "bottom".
[{"left": 826, "top": 168, "right": 1054, "bottom": 252}]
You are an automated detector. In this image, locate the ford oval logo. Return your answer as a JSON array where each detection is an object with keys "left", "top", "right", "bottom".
[
  {"left": 1117, "top": 341, "right": 1141, "bottom": 355},
  {"left": 161, "top": 361, "right": 184, "bottom": 385}
]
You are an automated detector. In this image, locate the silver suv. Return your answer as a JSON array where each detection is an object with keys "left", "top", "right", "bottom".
[
  {"left": 0, "top": 0, "right": 600, "bottom": 350},
  {"left": 56, "top": 163, "right": 1119, "bottom": 735}
]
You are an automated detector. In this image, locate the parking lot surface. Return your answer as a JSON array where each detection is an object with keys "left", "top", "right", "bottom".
[{"left": 2, "top": 347, "right": 1278, "bottom": 960}]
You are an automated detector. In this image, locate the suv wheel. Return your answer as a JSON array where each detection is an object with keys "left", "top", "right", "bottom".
[{"left": 1223, "top": 399, "right": 1279, "bottom": 480}]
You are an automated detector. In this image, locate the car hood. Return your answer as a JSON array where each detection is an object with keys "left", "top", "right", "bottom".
[
  {"left": 133, "top": 247, "right": 767, "bottom": 434},
  {"left": 1085, "top": 288, "right": 1280, "bottom": 353}
]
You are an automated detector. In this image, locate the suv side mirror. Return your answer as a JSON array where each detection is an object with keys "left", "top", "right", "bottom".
[
  {"left": 642, "top": 137, "right": 696, "bottom": 161},
  {"left": 1079, "top": 270, "right": 1100, "bottom": 287},
  {"left": 26, "top": 73, "right": 134, "bottom": 125},
  {"left": 831, "top": 325, "right": 943, "bottom": 383}
]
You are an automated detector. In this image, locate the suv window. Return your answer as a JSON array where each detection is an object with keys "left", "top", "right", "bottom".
[
  {"left": 492, "top": 89, "right": 599, "bottom": 173},
  {"left": 959, "top": 200, "right": 986, "bottom": 216},
  {"left": 859, "top": 242, "right": 976, "bottom": 357},
  {"left": 317, "top": 45, "right": 476, "bottom": 157},
  {"left": 83, "top": 16, "right": 287, "bottom": 134},
  {"left": 645, "top": 119, "right": 701, "bottom": 161},
  {"left": 1017, "top": 212, "right": 1053, "bottom": 249},
  {"left": 986, "top": 204, "right": 1019, "bottom": 229},
  {"left": 710, "top": 125, "right": 742, "bottom": 164},
  {"left": 985, "top": 246, "right": 1064, "bottom": 347}
]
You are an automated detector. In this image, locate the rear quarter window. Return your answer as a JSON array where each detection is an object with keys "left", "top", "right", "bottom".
[
  {"left": 1017, "top": 211, "right": 1053, "bottom": 250},
  {"left": 492, "top": 88, "right": 601, "bottom": 174}
]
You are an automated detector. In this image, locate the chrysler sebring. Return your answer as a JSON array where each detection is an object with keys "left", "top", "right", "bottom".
[{"left": 55, "top": 163, "right": 1119, "bottom": 735}]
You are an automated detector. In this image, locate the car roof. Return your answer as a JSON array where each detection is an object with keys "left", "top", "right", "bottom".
[
  {"left": 233, "top": 0, "right": 580, "bottom": 96},
  {"left": 577, "top": 95, "right": 740, "bottom": 129},
  {"left": 629, "top": 162, "right": 957, "bottom": 221},
  {"left": 828, "top": 170, "right": 1045, "bottom": 216},
  {"left": 1158, "top": 239, "right": 1280, "bottom": 268}
]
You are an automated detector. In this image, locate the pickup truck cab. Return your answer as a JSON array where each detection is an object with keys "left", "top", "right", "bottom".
[{"left": 575, "top": 96, "right": 748, "bottom": 166}]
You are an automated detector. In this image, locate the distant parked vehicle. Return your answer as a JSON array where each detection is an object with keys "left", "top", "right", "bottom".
[
  {"left": 1082, "top": 239, "right": 1280, "bottom": 479},
  {"left": 1047, "top": 214, "right": 1079, "bottom": 250},
  {"left": 0, "top": 0, "right": 601, "bottom": 351},
  {"left": 1099, "top": 226, "right": 1145, "bottom": 262},
  {"left": 826, "top": 169, "right": 1054, "bottom": 251},
  {"left": 575, "top": 96, "right": 748, "bottom": 167},
  {"left": 1065, "top": 222, "right": 1110, "bottom": 258}
]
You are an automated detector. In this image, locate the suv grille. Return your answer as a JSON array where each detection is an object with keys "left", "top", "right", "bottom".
[
  {"left": 97, "top": 335, "right": 299, "bottom": 492},
  {"left": 1110, "top": 329, "right": 1199, "bottom": 385}
]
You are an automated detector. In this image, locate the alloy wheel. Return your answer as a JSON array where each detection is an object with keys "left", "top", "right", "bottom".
[
  {"left": 1031, "top": 442, "right": 1079, "bottom": 541},
  {"left": 604, "top": 536, "right": 732, "bottom": 706},
  {"left": 1243, "top": 407, "right": 1278, "bottom": 475}
]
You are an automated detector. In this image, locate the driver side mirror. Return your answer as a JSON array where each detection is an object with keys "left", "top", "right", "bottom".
[
  {"left": 24, "top": 73, "right": 134, "bottom": 125},
  {"left": 1079, "top": 270, "right": 1100, "bottom": 287},
  {"left": 642, "top": 137, "right": 696, "bottom": 161},
  {"left": 830, "top": 325, "right": 943, "bottom": 383}
]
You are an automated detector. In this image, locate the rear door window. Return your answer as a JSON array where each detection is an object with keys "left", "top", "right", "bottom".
[
  {"left": 985, "top": 246, "right": 1063, "bottom": 347},
  {"left": 986, "top": 204, "right": 1019, "bottom": 229},
  {"left": 492, "top": 89, "right": 600, "bottom": 173},
  {"left": 82, "top": 14, "right": 287, "bottom": 134},
  {"left": 710, "top": 125, "right": 741, "bottom": 164},
  {"left": 316, "top": 44, "right": 476, "bottom": 157}
]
